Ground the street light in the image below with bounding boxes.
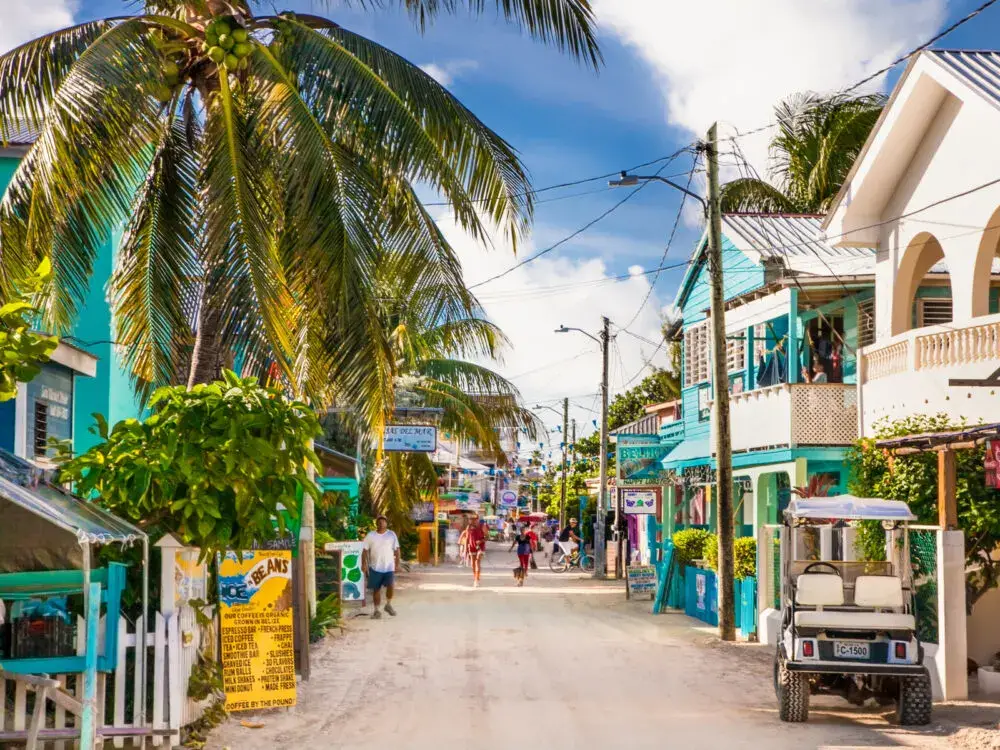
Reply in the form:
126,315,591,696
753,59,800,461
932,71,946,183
556,318,611,579
608,172,707,212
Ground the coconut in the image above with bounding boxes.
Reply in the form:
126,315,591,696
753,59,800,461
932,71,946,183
214,21,232,38
224,53,239,69
153,84,173,103
232,28,249,44
162,61,179,78
208,46,225,63
205,30,218,46
233,42,251,58
218,34,234,51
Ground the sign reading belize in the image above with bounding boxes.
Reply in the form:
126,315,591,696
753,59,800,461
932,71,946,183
384,424,438,452
218,550,296,712
617,442,672,485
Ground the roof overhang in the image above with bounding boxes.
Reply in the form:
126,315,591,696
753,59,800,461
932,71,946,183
49,341,98,377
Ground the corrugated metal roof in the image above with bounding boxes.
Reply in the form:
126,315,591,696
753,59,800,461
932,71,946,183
723,213,875,276
928,50,1000,108
1,123,39,146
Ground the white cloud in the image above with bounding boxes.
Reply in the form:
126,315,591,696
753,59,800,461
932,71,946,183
419,59,479,87
435,214,671,444
0,1,76,53
628,264,644,276
594,0,946,170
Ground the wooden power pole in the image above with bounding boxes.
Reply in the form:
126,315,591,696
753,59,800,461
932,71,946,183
706,123,736,641
559,397,569,526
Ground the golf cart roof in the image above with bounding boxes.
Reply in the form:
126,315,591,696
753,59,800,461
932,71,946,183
785,495,917,522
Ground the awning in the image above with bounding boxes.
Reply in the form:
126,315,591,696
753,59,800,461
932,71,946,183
785,495,916,521
0,449,146,572
431,452,490,471
660,437,711,469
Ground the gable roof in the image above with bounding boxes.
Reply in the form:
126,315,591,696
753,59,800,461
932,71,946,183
823,49,1000,228
673,214,875,311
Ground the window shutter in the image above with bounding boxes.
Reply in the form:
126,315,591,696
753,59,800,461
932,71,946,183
919,298,952,328
858,299,876,348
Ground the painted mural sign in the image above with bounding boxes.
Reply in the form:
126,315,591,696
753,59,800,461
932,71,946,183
384,424,437,452
617,441,672,485
621,487,659,515
324,541,366,602
218,550,296,712
626,564,658,598
499,490,518,509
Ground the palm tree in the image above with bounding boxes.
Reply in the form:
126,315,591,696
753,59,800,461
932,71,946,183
720,92,885,214
366,279,541,526
0,0,601,407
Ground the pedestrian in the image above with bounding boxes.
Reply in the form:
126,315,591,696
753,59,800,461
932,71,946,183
467,517,488,587
504,517,515,543
361,514,400,619
457,524,469,567
524,524,539,569
508,524,533,586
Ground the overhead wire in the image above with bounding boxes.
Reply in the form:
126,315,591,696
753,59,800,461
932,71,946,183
721,0,1000,144
467,145,697,289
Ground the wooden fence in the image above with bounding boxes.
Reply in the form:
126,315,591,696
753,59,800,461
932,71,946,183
0,607,209,748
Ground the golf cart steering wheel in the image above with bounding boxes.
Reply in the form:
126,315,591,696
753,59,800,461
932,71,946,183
802,561,841,576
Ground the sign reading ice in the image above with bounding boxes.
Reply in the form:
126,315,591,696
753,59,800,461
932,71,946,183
621,487,659,514
384,424,437,452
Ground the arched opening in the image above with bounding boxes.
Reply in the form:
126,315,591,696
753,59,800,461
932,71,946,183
891,232,951,335
971,205,1000,319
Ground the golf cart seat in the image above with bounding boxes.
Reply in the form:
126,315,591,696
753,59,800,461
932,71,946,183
794,574,915,631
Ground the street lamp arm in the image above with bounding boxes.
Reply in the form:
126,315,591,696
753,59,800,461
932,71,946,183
609,172,707,212
554,325,601,345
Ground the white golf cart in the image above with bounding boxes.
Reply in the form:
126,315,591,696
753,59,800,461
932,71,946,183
775,495,932,725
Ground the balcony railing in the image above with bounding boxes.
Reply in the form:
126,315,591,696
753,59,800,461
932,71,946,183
711,383,858,454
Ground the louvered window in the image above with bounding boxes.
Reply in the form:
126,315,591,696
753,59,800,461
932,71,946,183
726,335,745,373
858,299,876,348
683,321,710,386
32,402,48,458
918,298,952,328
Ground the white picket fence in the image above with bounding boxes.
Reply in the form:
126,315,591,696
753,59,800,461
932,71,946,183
0,607,209,748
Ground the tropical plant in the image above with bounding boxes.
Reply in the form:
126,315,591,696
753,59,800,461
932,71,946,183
791,474,835,499
703,535,756,580
61,370,321,556
309,592,342,643
847,414,1000,610
0,258,58,401
0,0,601,413
720,92,885,214
672,527,712,565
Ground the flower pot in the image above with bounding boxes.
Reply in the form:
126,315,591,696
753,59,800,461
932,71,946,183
977,665,1000,696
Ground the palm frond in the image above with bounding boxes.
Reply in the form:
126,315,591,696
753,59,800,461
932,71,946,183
719,177,802,214
110,114,200,403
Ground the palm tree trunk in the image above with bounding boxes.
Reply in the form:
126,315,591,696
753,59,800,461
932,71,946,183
187,287,225,388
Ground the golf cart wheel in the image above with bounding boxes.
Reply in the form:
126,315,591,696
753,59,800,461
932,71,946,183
549,554,568,573
579,553,595,573
896,668,932,726
776,653,809,722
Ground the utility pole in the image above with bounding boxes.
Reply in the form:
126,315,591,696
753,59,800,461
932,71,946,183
595,316,611,579
706,123,736,641
571,418,577,525
559,397,569,527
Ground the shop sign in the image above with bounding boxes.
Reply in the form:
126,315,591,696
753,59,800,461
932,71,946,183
499,490,518,508
617,442,672,485
384,424,437,452
621,487,659,515
323,541,366,601
409,502,435,522
218,550,296,712
626,564,658,598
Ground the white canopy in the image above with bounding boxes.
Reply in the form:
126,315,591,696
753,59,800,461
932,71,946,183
785,494,917,521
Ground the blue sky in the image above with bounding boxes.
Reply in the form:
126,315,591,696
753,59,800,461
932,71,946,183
8,0,1000,437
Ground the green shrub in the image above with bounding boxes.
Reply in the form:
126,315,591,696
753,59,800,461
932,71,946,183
309,593,342,643
703,535,757,580
672,528,712,565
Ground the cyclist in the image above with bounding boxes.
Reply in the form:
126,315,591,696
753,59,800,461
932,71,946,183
558,518,583,559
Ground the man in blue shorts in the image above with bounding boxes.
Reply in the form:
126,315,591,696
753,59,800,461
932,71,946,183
362,515,400,619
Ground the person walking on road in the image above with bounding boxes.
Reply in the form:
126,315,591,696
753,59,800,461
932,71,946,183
362,515,400,619
509,524,533,586
467,518,488,587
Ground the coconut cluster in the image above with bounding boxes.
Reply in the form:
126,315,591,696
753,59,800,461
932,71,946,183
204,18,252,71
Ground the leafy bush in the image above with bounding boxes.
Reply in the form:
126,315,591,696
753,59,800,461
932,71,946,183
672,528,712,565
314,529,336,554
0,258,58,401
703,535,757,579
309,593,342,643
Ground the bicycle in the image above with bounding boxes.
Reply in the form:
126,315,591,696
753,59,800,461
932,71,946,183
549,545,595,573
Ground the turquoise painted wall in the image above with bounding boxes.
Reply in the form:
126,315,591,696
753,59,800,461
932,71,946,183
0,157,142,455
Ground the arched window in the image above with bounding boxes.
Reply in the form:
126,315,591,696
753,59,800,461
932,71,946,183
891,232,951,335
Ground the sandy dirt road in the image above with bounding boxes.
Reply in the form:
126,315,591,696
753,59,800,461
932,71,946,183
207,542,1000,750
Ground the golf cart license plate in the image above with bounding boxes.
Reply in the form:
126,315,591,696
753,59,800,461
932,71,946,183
834,642,870,659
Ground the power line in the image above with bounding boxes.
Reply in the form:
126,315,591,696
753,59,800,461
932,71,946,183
621,154,701,330
723,0,1000,144
467,146,696,289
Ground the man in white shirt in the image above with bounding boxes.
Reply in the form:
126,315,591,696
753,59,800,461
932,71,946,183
362,515,401,619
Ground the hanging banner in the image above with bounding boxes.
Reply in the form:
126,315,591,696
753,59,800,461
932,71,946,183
324,541,366,601
621,487,660,515
384,424,437,452
218,550,296,712
987,440,1000,488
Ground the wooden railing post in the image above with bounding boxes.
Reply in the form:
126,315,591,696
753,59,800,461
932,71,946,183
938,448,958,530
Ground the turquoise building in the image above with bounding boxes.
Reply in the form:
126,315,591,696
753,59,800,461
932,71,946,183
0,132,143,459
659,213,878,540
